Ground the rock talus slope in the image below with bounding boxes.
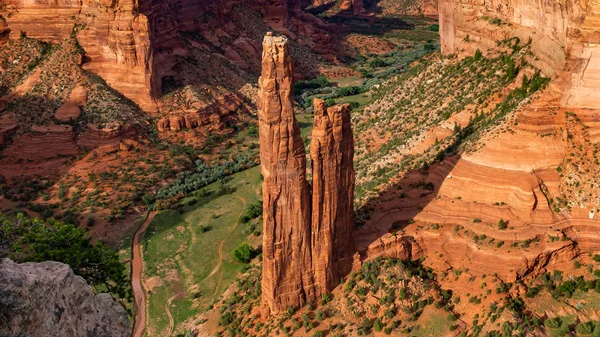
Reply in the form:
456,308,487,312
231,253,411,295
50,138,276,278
258,33,316,316
310,99,355,293
0,258,130,337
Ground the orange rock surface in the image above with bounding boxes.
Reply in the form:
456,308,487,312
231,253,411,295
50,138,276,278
258,34,355,315
3,0,333,112
258,33,316,316
339,0,365,15
310,99,355,293
438,0,600,108
55,85,87,122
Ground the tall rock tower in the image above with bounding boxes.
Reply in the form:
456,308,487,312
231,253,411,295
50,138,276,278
310,99,355,293
258,33,317,316
258,33,356,316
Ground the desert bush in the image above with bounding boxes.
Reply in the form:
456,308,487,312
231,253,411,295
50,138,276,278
232,243,256,263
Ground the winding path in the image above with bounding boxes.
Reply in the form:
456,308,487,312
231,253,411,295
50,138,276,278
164,294,180,336
209,194,247,296
131,175,250,337
132,211,157,337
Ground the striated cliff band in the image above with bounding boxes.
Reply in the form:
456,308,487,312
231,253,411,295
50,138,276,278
439,0,600,108
1,0,332,111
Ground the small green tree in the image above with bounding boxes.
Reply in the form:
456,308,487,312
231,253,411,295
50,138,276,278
498,219,507,230
575,321,594,335
0,213,130,301
232,243,256,263
505,58,517,80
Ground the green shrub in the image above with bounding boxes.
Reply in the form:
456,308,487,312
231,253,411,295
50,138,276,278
498,219,507,230
247,124,259,137
241,201,262,223
294,75,329,93
369,58,387,69
232,243,256,263
576,321,594,335
0,213,130,301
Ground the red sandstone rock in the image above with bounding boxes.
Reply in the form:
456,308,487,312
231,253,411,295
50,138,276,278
438,0,600,108
55,85,87,122
258,34,355,315
310,98,355,294
0,17,9,46
4,0,333,112
77,123,137,150
0,115,18,146
258,33,316,316
340,0,365,15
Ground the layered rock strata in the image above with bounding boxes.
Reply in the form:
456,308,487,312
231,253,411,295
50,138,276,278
0,258,130,337
2,0,332,111
258,34,355,315
439,0,600,108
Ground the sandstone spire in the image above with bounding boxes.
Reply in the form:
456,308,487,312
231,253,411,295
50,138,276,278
311,99,355,294
258,33,356,316
258,33,316,316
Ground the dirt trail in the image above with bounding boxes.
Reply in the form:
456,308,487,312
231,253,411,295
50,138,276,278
164,294,180,336
132,211,157,337
210,194,247,296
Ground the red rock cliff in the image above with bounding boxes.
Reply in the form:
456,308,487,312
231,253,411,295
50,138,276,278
4,0,155,111
258,33,316,316
310,99,355,294
439,0,600,108
2,0,331,111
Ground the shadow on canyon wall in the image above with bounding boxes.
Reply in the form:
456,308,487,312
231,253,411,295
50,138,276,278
351,119,474,265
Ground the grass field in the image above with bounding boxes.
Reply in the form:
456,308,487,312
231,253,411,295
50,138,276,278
142,166,263,336
411,307,453,337
335,92,372,107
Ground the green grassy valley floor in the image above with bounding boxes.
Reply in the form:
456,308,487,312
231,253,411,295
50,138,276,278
142,166,263,335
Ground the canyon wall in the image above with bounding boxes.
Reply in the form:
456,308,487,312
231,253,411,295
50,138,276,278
2,0,331,111
438,0,600,108
258,34,355,315
4,0,155,110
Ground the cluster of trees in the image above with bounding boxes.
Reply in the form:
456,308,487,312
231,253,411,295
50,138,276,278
293,75,330,94
240,201,262,223
157,155,257,200
232,243,257,264
0,213,130,302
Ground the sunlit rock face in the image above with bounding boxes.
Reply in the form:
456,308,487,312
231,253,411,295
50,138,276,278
439,0,600,108
257,34,355,316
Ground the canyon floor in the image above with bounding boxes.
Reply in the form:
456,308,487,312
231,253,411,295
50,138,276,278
2,1,600,337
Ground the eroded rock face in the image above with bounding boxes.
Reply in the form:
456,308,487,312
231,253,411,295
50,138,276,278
0,17,9,46
4,0,155,111
439,0,600,108
3,0,332,111
0,258,130,337
310,99,355,293
339,0,365,15
258,33,316,316
258,34,355,315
